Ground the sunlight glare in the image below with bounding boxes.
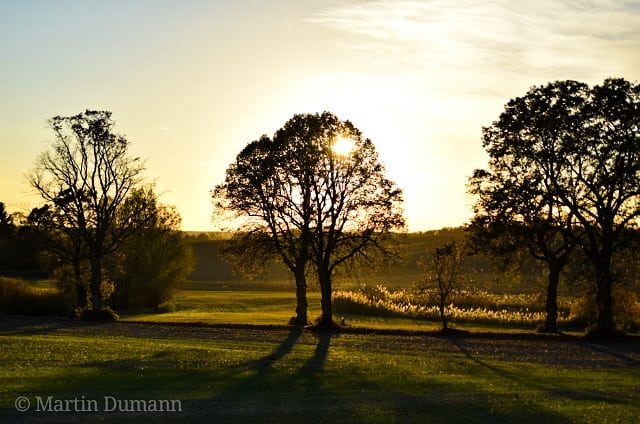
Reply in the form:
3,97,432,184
332,135,355,157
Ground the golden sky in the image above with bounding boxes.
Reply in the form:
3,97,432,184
1,0,639,231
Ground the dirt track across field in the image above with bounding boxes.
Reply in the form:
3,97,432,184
1,316,639,369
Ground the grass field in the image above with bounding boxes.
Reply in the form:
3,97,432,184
1,317,639,423
1,245,639,423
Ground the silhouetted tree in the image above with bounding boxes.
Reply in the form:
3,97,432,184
213,134,314,325
0,202,16,275
214,112,405,328
27,204,88,307
28,110,151,314
0,202,13,234
468,157,578,333
293,113,405,328
417,241,465,330
472,79,640,335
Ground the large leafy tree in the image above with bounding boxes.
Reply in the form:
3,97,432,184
473,79,640,335
214,112,405,327
298,113,405,327
28,110,152,313
213,134,315,325
468,99,580,333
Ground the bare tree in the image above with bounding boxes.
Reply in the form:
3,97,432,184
417,242,465,330
29,110,150,314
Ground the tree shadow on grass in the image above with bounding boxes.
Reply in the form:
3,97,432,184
581,341,640,367
0,316,115,337
451,337,628,405
246,326,303,371
2,327,580,424
297,330,332,377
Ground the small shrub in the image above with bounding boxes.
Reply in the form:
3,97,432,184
567,290,596,327
0,277,69,316
77,306,119,321
613,286,640,332
567,286,640,332
156,300,177,314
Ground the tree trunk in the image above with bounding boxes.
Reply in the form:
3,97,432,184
317,266,334,328
541,263,561,333
73,259,87,309
89,251,102,313
293,269,308,326
438,300,448,330
594,254,615,334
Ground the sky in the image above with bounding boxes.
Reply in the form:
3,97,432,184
1,0,640,232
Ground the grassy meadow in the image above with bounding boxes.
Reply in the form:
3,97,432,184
1,229,640,422
2,318,639,423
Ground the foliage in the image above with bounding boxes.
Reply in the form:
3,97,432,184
569,286,640,332
76,305,119,321
471,78,640,335
107,188,194,313
0,203,50,278
0,276,69,316
218,231,281,280
28,110,152,314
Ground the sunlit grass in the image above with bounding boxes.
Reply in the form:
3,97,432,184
1,329,639,423
124,290,322,326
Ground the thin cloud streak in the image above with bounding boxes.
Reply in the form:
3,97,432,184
310,0,640,93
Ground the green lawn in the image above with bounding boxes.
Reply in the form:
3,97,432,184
2,281,639,423
123,286,574,334
1,322,639,423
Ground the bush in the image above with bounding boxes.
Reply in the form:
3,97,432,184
0,277,69,316
76,306,119,321
107,193,194,313
568,286,640,332
613,286,640,332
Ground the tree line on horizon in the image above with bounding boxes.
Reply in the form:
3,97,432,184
1,77,639,336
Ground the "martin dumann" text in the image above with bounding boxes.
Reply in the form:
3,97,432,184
36,396,182,413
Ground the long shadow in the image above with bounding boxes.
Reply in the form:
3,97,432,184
245,326,303,371
581,341,640,367
297,330,333,377
0,316,108,336
452,337,626,405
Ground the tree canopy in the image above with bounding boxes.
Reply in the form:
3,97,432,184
470,78,640,335
214,111,405,327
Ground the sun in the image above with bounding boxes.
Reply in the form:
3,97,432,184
332,135,355,157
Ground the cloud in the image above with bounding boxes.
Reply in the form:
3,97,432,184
309,0,640,96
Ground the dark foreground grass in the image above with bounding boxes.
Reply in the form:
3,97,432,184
1,319,639,423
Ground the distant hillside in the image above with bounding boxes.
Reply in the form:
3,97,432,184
188,239,288,282
188,228,469,286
